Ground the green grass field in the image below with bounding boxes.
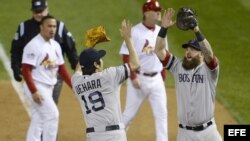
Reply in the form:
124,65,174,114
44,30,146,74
0,0,249,123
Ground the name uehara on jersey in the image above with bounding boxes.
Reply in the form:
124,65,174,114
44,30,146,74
75,79,102,94
178,73,204,83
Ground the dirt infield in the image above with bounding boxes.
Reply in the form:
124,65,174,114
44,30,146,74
0,81,237,141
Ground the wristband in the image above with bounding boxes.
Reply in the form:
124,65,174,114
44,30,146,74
158,27,168,38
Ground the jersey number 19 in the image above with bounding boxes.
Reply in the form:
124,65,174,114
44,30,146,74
81,91,105,114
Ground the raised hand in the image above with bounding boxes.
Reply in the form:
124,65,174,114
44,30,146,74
120,19,132,40
161,8,175,28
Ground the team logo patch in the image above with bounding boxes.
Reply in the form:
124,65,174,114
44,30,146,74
40,53,56,69
142,39,154,54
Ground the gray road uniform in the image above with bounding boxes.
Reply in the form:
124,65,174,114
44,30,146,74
163,42,222,141
71,64,130,141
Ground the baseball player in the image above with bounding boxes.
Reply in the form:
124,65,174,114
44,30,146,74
22,15,72,141
155,8,222,141
119,1,168,141
10,0,78,104
71,20,140,141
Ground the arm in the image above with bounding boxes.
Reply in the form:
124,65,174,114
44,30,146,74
60,22,78,70
120,20,140,71
10,24,24,81
122,54,141,88
193,26,217,68
58,64,72,88
122,55,137,80
22,64,44,104
155,8,175,61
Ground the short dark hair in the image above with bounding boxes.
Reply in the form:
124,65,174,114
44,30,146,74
81,60,101,75
40,15,55,25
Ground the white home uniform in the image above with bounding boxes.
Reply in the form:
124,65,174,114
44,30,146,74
119,23,168,141
72,64,130,141
22,34,64,141
164,51,222,141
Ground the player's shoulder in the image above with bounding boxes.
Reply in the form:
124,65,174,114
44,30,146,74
71,72,82,82
155,24,161,31
103,65,126,75
56,19,64,25
132,22,144,31
24,36,41,53
22,18,38,25
17,18,35,29
50,39,61,49
26,35,41,47
131,23,146,37
22,18,33,23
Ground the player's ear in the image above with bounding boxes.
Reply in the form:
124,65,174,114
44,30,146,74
94,61,100,69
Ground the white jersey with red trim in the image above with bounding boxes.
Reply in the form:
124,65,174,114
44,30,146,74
119,22,168,73
119,22,169,141
22,34,64,85
71,64,130,128
165,53,219,126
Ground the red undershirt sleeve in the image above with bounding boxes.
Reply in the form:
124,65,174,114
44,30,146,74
22,64,37,94
159,52,172,81
58,64,72,88
161,68,167,81
123,54,137,80
206,56,218,70
161,52,171,67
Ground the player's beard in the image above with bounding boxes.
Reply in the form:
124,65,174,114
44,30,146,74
182,55,201,70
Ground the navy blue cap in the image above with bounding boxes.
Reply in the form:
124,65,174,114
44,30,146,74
31,0,48,11
182,39,201,51
79,48,106,68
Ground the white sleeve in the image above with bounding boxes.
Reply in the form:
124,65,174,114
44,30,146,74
104,64,130,85
71,72,82,86
22,43,38,66
165,36,169,51
119,41,129,55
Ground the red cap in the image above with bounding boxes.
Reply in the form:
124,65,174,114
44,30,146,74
142,0,162,13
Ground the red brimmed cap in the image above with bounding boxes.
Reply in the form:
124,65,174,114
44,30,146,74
142,0,162,13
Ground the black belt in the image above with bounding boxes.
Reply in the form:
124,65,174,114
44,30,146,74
179,121,213,131
136,71,158,77
86,125,120,133
143,72,158,77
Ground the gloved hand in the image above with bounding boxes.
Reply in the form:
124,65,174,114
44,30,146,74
84,25,111,48
13,68,22,82
176,7,198,31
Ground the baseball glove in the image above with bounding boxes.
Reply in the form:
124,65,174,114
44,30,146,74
176,7,198,31
84,25,111,48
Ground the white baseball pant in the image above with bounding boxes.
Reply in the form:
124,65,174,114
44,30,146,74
23,81,59,141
